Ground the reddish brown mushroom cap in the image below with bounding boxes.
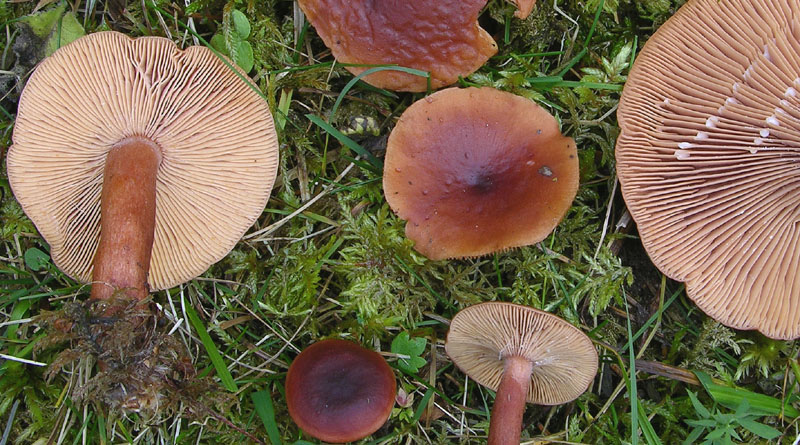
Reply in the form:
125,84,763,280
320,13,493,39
512,0,537,19
285,339,396,443
7,31,279,291
297,0,498,92
383,87,578,260
616,0,800,339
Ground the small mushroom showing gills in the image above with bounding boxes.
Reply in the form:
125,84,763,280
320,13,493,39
446,302,597,445
285,339,396,443
8,31,279,305
296,0,498,92
616,0,800,339
383,87,578,260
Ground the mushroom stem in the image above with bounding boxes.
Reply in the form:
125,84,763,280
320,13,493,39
488,355,534,445
90,136,161,302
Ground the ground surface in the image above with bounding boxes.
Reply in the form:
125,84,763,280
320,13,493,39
1,0,799,443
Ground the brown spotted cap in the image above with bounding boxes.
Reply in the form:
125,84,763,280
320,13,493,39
616,0,800,339
383,87,578,260
445,302,597,405
297,0,498,92
7,31,279,291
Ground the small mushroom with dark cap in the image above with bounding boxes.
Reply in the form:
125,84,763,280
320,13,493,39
446,302,597,444
286,339,397,443
383,87,578,260
296,0,498,92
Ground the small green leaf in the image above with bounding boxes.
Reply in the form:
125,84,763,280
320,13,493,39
209,33,228,55
694,370,800,417
24,247,50,271
738,418,781,439
231,9,250,39
234,41,254,72
391,332,427,374
687,390,710,418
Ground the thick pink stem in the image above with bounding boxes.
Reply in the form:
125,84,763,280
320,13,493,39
90,136,161,302
488,355,533,445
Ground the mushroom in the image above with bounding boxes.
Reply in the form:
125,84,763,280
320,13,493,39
285,339,396,443
383,87,579,260
7,31,278,412
512,0,537,19
296,0,498,92
7,31,279,307
445,302,597,444
616,0,800,339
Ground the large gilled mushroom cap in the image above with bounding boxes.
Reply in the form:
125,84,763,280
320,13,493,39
285,339,396,443
296,0,498,92
384,87,578,260
616,0,800,339
7,31,279,291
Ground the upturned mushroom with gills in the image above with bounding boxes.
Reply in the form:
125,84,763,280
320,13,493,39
7,31,279,412
616,0,800,339
446,302,597,444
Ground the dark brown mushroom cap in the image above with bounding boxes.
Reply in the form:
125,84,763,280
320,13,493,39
383,87,578,260
616,0,800,339
445,302,597,405
297,0,498,92
7,31,279,291
285,339,396,443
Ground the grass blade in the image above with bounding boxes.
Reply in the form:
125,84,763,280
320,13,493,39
306,113,382,172
252,390,281,445
183,296,238,392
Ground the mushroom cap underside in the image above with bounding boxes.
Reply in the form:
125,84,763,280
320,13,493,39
7,31,279,291
445,302,598,405
616,0,800,339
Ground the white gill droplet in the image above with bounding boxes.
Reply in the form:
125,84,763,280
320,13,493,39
763,44,772,62
726,97,740,105
760,128,770,138
750,148,759,154
733,82,740,93
767,115,781,126
695,132,709,140
662,98,671,106
706,116,719,128
744,64,754,80
754,138,763,146
678,142,693,149
786,87,797,98
675,149,691,160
